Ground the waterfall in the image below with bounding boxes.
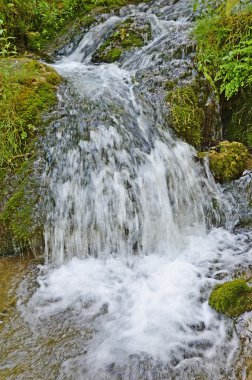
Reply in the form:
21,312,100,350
44,4,233,265
6,0,251,379
44,63,224,265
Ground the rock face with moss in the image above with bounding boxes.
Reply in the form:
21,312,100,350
166,78,221,148
221,86,252,150
92,18,151,63
199,141,248,182
0,58,62,255
209,279,252,318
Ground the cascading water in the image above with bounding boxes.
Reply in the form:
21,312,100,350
1,0,251,379
44,1,233,265
43,64,222,265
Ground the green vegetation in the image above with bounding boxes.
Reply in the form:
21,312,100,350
92,18,151,63
94,45,123,63
0,0,147,54
166,79,220,148
0,58,61,168
209,279,252,318
199,141,248,182
194,5,252,99
194,0,252,151
0,19,17,57
0,58,62,250
221,86,252,148
166,84,204,148
0,2,151,255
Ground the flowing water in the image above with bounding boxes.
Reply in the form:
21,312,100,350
1,0,252,379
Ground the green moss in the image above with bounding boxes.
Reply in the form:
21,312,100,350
0,158,43,251
165,80,178,91
0,58,61,253
92,18,151,63
165,77,222,148
98,47,123,63
221,86,252,149
0,58,62,168
209,279,252,318
200,141,248,182
0,161,39,243
166,84,205,148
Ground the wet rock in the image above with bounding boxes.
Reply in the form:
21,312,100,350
92,18,152,63
234,315,252,379
45,15,97,61
213,270,229,280
225,170,252,229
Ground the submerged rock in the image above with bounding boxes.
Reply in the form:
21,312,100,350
199,141,249,182
209,279,252,318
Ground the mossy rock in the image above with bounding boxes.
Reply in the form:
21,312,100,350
166,78,221,148
0,57,62,168
199,141,248,182
221,86,252,149
0,161,40,242
209,279,252,318
97,46,123,63
92,18,151,63
0,58,62,255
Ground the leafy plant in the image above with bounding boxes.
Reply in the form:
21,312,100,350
0,19,17,57
216,38,252,99
0,0,134,53
194,4,252,99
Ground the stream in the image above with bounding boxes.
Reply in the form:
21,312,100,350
0,0,252,379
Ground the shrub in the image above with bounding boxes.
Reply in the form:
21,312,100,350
194,2,252,99
0,0,140,52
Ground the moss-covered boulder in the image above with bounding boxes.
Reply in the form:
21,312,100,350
200,141,248,182
92,18,151,63
166,79,221,148
0,58,62,255
209,279,252,318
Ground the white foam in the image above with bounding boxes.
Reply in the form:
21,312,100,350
24,228,251,378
